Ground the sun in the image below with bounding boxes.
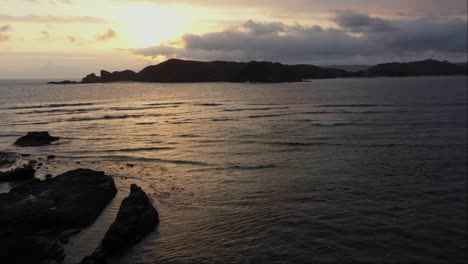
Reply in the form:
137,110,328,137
115,3,193,48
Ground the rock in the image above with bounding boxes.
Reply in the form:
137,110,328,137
0,165,36,182
47,155,56,160
82,73,102,83
80,184,158,263
101,184,159,251
0,151,15,168
101,70,138,82
14,132,59,147
0,169,117,264
47,80,78,84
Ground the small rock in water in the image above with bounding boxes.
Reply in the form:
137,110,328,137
47,155,56,160
21,154,31,157
14,132,59,147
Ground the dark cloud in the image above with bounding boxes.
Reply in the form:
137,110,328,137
334,10,397,33
115,0,467,18
0,14,107,24
96,29,116,41
132,16,467,64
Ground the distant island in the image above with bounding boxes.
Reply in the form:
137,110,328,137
49,59,467,84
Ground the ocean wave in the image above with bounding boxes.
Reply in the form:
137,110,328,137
144,102,184,106
311,122,357,126
248,114,288,118
102,155,207,165
4,102,97,110
17,107,103,115
318,104,388,107
195,103,224,106
212,118,237,122
223,107,290,112
135,122,158,125
178,134,200,138
110,105,179,111
67,114,145,122
105,147,175,152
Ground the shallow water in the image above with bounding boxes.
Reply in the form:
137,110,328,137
0,76,466,263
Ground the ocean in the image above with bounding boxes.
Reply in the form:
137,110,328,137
0,76,466,263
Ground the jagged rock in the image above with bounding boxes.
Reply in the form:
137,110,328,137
0,169,117,264
101,70,138,82
82,73,102,83
101,184,159,251
0,165,35,182
80,184,158,263
14,132,59,147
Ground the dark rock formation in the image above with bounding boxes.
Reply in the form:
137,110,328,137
82,73,102,83
47,80,79,84
0,151,15,168
50,58,467,85
0,169,117,264
368,59,467,77
101,70,137,82
101,184,159,251
14,132,59,147
0,165,36,182
81,184,158,263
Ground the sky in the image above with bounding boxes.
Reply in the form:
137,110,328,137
0,0,466,78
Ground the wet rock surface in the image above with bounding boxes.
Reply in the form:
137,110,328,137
0,169,117,264
14,132,59,147
81,184,159,263
0,165,36,182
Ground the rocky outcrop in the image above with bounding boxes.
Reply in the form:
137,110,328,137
100,70,137,82
82,73,102,83
47,80,79,84
0,165,35,182
14,132,59,147
81,184,158,263
0,169,117,264
368,59,467,77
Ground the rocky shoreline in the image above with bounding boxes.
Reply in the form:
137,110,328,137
0,132,160,264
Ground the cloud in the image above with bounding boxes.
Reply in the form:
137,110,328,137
115,0,467,18
131,16,467,64
334,10,397,33
0,14,107,24
0,24,11,41
96,29,116,41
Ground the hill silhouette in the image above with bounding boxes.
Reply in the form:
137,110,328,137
48,59,467,84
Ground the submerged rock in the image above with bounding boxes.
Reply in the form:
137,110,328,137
14,132,59,147
81,184,158,263
0,165,36,182
0,169,117,264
